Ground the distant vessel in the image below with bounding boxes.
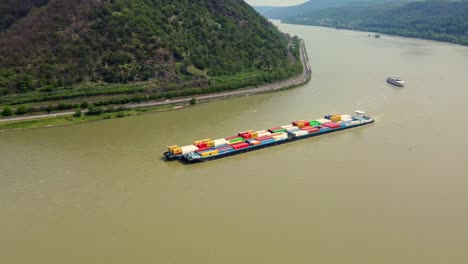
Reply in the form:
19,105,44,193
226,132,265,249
387,77,405,87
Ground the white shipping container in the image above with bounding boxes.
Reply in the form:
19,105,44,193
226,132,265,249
281,124,294,129
292,131,308,137
286,126,300,132
315,118,331,124
350,120,361,125
213,138,228,146
181,145,199,154
341,114,352,121
273,135,288,141
257,132,272,137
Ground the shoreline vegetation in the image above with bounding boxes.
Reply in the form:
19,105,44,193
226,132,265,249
0,39,311,131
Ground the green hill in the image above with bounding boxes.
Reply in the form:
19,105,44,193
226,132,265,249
0,0,299,99
262,0,468,46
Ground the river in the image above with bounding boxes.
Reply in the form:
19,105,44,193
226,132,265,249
1,22,468,264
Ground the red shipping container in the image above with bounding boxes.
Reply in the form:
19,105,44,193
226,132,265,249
196,146,211,152
242,133,252,139
256,136,273,141
231,142,249,150
300,125,313,130
197,142,207,148
305,127,319,133
323,122,340,129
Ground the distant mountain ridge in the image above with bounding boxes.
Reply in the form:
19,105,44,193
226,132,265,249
254,0,468,46
0,0,296,95
254,0,407,18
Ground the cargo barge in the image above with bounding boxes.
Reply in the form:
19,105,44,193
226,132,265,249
164,111,374,163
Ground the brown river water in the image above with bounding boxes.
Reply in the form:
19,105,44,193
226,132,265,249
1,22,468,264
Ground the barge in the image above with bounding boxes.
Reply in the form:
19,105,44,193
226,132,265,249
164,111,374,163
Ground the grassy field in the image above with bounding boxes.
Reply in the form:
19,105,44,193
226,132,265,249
0,104,179,131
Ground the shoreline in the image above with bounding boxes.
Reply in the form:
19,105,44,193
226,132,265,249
0,40,311,131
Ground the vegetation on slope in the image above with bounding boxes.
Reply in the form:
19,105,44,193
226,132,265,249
0,0,300,99
281,0,468,45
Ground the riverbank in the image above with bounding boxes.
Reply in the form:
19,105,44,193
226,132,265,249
0,40,311,131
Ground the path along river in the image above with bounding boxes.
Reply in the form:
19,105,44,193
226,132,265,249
1,22,468,264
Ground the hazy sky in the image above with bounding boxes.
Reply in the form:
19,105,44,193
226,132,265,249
245,0,307,6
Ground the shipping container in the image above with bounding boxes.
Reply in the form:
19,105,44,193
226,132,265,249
225,135,240,140
341,114,352,121
349,120,361,125
281,124,294,129
286,126,300,132
309,121,321,127
200,149,219,158
323,122,341,129
319,126,331,132
196,142,207,148
330,115,341,122
238,130,253,136
292,130,308,137
231,142,249,150
213,138,228,147
260,138,275,144
242,133,252,139
315,118,331,124
193,139,211,145
256,136,273,141
181,145,199,154
305,127,320,133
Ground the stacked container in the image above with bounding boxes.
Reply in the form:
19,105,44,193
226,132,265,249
281,124,294,129
330,115,342,122
197,149,219,158
309,120,321,127
302,127,319,133
252,130,271,139
292,120,310,128
181,145,199,154
322,122,341,129
217,145,234,154
268,127,287,133
231,142,249,150
314,118,331,125
341,114,352,121
271,132,288,141
292,130,308,137
286,126,300,132
246,139,261,146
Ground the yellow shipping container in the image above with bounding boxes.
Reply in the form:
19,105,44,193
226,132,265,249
168,145,179,151
330,115,341,122
201,150,219,158
171,147,183,155
206,141,215,147
193,139,211,145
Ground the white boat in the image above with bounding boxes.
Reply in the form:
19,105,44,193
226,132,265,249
387,77,405,87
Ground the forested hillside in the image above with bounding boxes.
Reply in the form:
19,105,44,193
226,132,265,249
0,0,298,97
279,0,468,46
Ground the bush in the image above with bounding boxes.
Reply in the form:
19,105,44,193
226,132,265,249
1,107,13,116
80,102,89,109
190,97,197,105
14,106,28,115
73,109,82,117
116,112,125,118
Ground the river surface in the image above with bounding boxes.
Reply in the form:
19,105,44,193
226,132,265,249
1,22,468,264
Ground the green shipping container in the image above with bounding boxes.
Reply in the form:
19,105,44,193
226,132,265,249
309,121,321,126
229,138,243,143
273,129,287,133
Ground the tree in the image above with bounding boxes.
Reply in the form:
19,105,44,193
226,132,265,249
73,109,82,117
14,105,27,115
190,97,197,105
80,102,89,109
1,107,13,116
